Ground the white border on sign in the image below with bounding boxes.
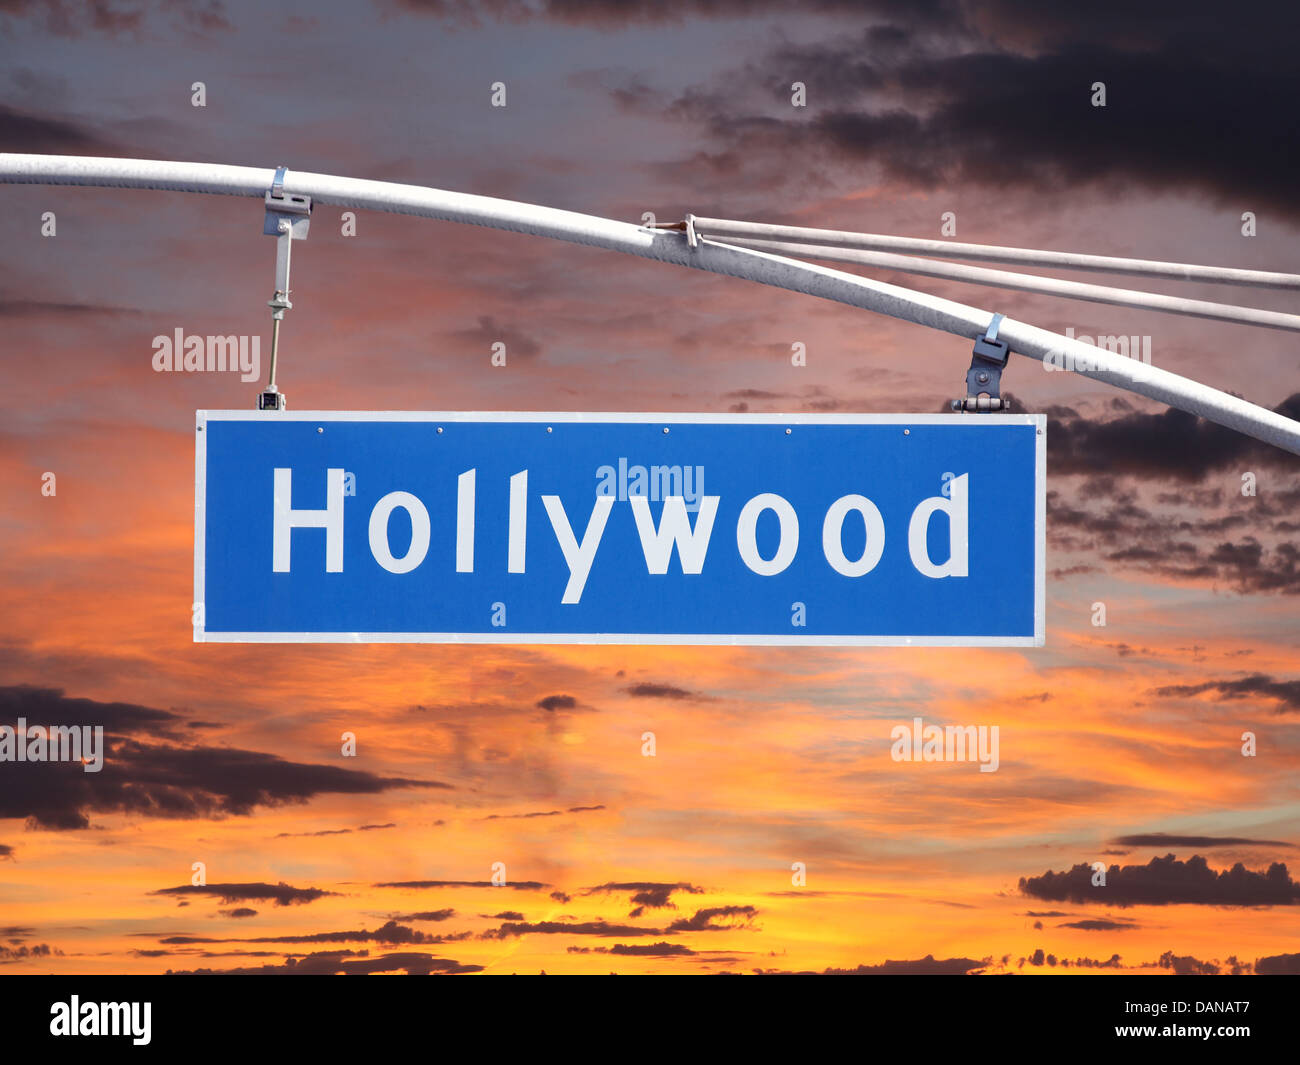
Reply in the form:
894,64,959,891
194,411,1047,648
194,411,208,646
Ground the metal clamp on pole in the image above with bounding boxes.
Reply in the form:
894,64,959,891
648,215,700,249
259,165,311,411
951,312,1010,412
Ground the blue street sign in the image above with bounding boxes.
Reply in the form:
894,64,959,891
195,412,1045,646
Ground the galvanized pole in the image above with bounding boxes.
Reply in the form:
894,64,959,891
3,153,1298,455
683,216,1300,290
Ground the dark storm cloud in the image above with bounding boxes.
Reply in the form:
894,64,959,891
608,942,697,956
166,949,482,975
0,685,183,737
159,921,471,946
1255,952,1300,975
583,880,703,896
151,882,336,906
1114,833,1295,849
1068,954,1125,969
478,0,1300,217
583,880,705,916
1019,949,1127,970
1151,675,1300,713
388,0,940,24
388,909,457,922
482,809,559,821
274,828,352,838
196,951,283,958
219,908,257,919
398,0,1300,58
0,844,12,859
1157,950,1220,975
807,44,1300,215
0,942,54,962
1020,854,1300,907
628,886,683,915
0,0,231,37
1,737,448,831
622,683,704,700
535,694,577,711
0,686,448,830
759,954,987,975
482,805,604,821
1049,397,1300,481
274,822,397,838
566,941,700,956
1042,399,1300,593
0,103,115,154
374,880,549,890
666,905,757,932
483,919,665,938
1059,918,1136,931
1049,524,1300,595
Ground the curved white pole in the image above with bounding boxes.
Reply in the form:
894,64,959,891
2,153,1299,456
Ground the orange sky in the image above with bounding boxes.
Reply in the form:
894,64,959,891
1,0,1299,976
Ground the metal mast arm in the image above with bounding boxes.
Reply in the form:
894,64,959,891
2,153,1298,456
678,216,1300,290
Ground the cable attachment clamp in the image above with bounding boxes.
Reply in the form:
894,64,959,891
645,215,700,249
952,312,1010,413
259,165,312,411
684,213,699,250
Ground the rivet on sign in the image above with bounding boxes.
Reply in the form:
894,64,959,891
437,427,443,434
317,427,323,434
663,427,669,434
547,426,553,433
904,429,910,435
785,428,792,435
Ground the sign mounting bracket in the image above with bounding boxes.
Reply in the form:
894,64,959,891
952,312,1011,413
259,165,311,411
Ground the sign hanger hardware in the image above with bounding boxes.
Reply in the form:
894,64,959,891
258,165,312,411
952,312,1011,413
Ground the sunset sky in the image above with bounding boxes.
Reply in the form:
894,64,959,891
1,0,1298,975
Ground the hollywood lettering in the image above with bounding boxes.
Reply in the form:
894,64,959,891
271,467,973,604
